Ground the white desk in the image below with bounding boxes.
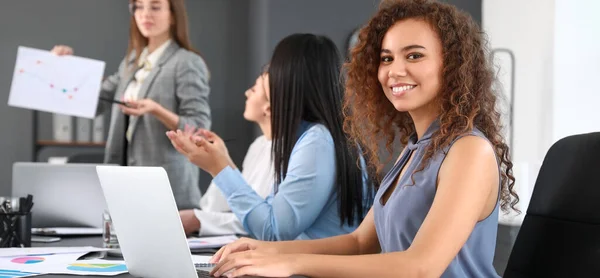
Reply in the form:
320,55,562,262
32,236,306,278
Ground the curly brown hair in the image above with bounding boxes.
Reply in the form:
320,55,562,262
343,0,519,212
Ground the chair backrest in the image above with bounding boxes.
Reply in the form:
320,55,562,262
504,132,600,278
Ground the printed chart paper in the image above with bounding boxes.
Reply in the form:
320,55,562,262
0,252,87,272
0,268,39,278
0,256,126,277
8,46,105,118
44,259,127,276
0,247,108,258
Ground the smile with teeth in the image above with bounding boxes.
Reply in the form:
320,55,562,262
391,85,416,93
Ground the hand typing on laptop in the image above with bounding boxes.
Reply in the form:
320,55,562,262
210,238,294,278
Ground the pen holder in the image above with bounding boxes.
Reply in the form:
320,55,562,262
0,212,32,248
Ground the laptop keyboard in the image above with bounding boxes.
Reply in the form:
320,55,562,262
196,270,213,278
195,263,218,277
195,263,217,268
197,269,227,278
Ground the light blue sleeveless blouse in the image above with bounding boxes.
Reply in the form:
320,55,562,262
374,120,500,277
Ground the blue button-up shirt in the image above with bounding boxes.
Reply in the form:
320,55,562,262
213,121,371,241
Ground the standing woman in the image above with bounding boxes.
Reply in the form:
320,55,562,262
52,0,211,210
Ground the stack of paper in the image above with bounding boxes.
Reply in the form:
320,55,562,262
0,247,126,277
0,247,107,257
187,235,238,250
32,227,103,236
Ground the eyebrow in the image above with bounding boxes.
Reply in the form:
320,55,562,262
381,45,426,54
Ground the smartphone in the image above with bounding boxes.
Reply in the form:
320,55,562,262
31,235,61,243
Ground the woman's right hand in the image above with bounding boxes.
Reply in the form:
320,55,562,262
210,237,279,264
166,127,237,176
51,45,74,56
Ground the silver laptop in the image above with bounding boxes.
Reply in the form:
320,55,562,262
12,162,109,228
97,166,257,278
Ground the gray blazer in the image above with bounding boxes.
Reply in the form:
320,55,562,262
97,42,211,210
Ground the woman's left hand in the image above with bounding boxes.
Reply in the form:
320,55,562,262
120,99,158,116
166,129,233,176
210,250,299,278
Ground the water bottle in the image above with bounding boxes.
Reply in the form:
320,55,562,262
102,210,119,249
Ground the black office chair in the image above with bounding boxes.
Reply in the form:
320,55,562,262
503,132,600,278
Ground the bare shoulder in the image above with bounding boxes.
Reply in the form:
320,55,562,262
438,135,498,192
447,135,496,161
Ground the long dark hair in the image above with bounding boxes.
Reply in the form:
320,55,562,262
126,0,200,68
269,34,369,226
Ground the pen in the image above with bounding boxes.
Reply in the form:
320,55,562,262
99,96,130,107
19,197,26,213
25,195,33,213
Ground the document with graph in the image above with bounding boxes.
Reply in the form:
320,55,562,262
8,46,105,118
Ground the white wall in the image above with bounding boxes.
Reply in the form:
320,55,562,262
553,0,600,141
483,0,554,225
484,0,600,225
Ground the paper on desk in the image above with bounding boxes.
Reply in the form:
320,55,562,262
7,46,105,119
40,258,127,276
32,227,103,236
187,235,238,250
0,252,87,272
0,268,39,278
0,247,108,257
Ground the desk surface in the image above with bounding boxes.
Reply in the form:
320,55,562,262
32,236,305,278
32,236,131,277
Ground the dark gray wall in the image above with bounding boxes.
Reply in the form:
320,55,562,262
443,0,482,24
186,0,253,192
248,0,380,79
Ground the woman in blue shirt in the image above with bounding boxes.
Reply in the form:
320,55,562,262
206,1,520,278
168,34,373,241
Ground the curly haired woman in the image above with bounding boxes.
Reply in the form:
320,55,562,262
207,1,519,277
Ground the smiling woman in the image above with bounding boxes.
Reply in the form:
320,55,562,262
200,1,519,278
50,0,212,210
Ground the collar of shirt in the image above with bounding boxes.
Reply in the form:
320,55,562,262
138,39,172,71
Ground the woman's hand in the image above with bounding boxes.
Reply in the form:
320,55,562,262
51,45,74,56
193,129,230,159
166,128,235,176
210,238,290,277
179,209,201,236
210,251,300,278
210,237,277,263
120,99,159,116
